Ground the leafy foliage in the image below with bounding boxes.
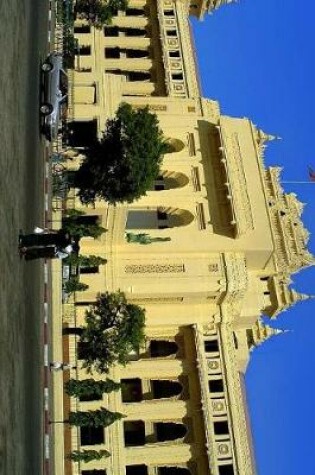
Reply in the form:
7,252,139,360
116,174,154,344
69,449,110,462
68,407,124,427
63,277,89,295
62,209,107,239
75,103,168,204
79,291,146,373
64,254,107,267
65,378,121,399
75,0,128,28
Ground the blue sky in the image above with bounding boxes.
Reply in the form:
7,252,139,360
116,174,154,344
192,1,315,474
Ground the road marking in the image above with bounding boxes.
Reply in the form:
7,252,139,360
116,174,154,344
45,434,50,459
44,344,49,366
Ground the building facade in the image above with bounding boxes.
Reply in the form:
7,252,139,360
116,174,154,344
58,1,314,474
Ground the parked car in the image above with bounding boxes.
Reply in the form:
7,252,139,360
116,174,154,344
40,52,68,141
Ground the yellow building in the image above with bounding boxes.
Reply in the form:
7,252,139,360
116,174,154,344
58,1,314,474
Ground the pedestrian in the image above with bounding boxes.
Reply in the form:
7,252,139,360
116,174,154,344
19,228,72,249
19,228,76,260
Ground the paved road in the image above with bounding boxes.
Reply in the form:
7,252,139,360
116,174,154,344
0,0,50,473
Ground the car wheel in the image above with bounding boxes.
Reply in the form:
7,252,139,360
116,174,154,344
40,103,53,115
41,61,53,72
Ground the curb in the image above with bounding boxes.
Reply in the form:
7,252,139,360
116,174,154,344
43,143,51,475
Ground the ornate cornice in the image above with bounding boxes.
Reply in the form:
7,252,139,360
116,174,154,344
217,124,254,237
264,167,315,273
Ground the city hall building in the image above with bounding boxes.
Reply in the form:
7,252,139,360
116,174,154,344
54,0,314,474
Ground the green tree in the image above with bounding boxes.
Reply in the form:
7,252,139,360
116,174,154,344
64,254,107,267
75,0,128,27
62,209,107,239
79,291,146,373
69,407,124,427
63,277,89,295
65,378,121,399
75,103,169,204
69,449,110,463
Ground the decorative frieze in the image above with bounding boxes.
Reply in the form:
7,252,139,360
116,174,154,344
125,263,185,274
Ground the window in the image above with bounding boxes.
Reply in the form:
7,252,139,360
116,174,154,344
126,8,144,16
233,332,238,349
80,266,99,274
125,49,149,59
169,50,180,58
246,329,255,349
209,379,224,393
154,183,165,191
158,469,191,475
104,26,119,36
124,421,145,446
164,9,174,16
166,29,177,37
172,73,183,81
78,45,91,56
105,47,120,58
154,422,187,442
157,210,168,220
82,471,106,475
151,380,183,399
71,214,99,226
204,340,219,353
126,466,148,475
80,427,104,445
79,385,102,401
149,340,178,357
74,25,91,34
214,420,229,436
218,465,235,475
121,27,146,37
121,379,143,402
128,71,151,81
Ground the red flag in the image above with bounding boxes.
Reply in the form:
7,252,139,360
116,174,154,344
308,167,315,181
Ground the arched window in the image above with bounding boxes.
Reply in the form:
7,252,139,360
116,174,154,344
154,171,189,190
165,138,185,153
154,422,187,442
151,380,182,399
158,468,191,475
149,340,178,357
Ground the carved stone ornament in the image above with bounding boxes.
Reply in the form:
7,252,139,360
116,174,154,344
207,359,220,371
218,443,229,455
212,401,224,412
125,264,185,274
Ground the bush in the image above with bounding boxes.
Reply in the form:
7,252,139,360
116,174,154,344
65,378,121,399
64,277,89,295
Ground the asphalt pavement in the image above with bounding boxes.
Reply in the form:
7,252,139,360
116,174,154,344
0,0,51,473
